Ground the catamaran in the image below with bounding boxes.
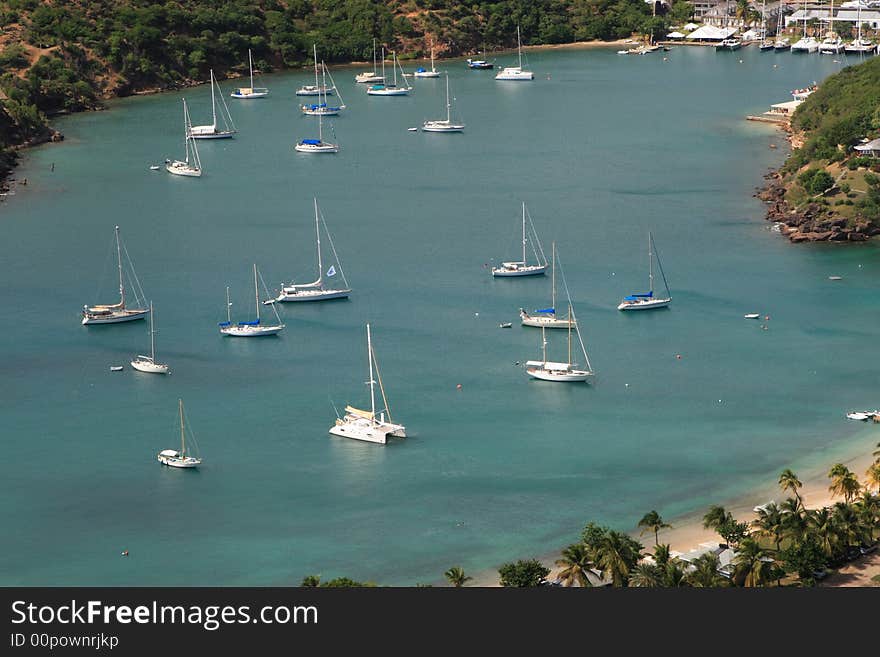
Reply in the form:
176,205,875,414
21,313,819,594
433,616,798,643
367,49,412,95
219,265,285,337
295,108,338,153
617,232,671,311
791,0,819,52
414,39,440,78
495,26,533,81
189,70,236,139
130,301,169,374
355,39,384,83
329,324,405,444
166,98,202,177
230,49,269,98
275,198,351,302
492,202,548,277
818,0,844,54
422,72,464,132
520,242,576,329
82,225,150,325
844,3,876,54
157,399,202,468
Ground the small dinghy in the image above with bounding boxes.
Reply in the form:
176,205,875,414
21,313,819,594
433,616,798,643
499,322,512,328
828,276,843,281
110,365,123,372
744,313,760,319
846,412,871,421
407,127,418,132
149,165,160,171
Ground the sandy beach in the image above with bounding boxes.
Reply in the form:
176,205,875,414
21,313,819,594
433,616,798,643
468,431,879,587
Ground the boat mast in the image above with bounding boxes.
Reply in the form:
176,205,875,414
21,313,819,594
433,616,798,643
115,225,125,308
803,0,807,39
381,47,386,84
829,0,834,38
521,202,527,264
392,51,398,86
445,72,451,122
182,99,189,164
149,300,156,360
313,44,319,90
248,48,254,89
179,399,185,457
210,70,217,127
761,0,766,42
857,3,862,42
648,232,654,294
372,38,377,74
567,303,572,365
431,41,435,72
253,263,260,322
367,323,376,417
314,198,323,287
226,286,231,323
551,241,556,313
541,326,547,364
517,25,523,69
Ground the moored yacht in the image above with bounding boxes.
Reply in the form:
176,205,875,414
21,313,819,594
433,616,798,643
495,26,533,81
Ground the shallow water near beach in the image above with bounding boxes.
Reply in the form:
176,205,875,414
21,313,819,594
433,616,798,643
2,46,879,585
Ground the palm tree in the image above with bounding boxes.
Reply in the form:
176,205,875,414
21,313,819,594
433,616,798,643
732,538,776,587
831,502,861,552
828,463,861,504
702,505,731,532
637,510,672,546
780,497,809,545
594,531,641,587
300,575,321,587
807,507,837,557
629,562,663,588
685,552,728,587
444,566,472,588
866,462,880,495
653,543,672,568
554,543,594,587
779,469,804,509
853,491,879,543
752,502,785,552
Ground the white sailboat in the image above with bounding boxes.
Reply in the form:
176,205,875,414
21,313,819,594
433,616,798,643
413,39,440,78
774,5,791,51
791,0,819,52
157,399,202,468
422,72,464,132
329,324,406,444
617,232,671,311
230,48,269,98
844,4,875,54
520,242,576,329
759,0,774,50
130,301,169,374
165,98,202,177
275,198,351,302
189,70,236,139
295,108,338,153
818,0,844,54
219,264,285,337
82,225,150,325
367,49,412,96
492,202,548,277
355,39,384,83
302,60,345,116
297,44,337,97
495,26,533,81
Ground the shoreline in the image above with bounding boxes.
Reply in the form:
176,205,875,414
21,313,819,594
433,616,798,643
465,427,879,587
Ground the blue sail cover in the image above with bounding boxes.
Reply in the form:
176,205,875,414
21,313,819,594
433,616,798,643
624,291,653,301
535,307,555,314
218,321,231,327
416,67,426,72
301,139,322,145
238,319,260,325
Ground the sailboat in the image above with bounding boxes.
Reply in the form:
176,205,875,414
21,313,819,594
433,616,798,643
791,0,819,52
491,202,548,277
819,0,844,54
302,61,345,116
275,199,351,302
414,39,440,78
759,0,774,50
355,39,384,83
495,26,533,81
773,6,791,51
844,4,875,54
367,49,412,96
329,324,406,444
219,264,285,337
230,49,269,98
422,72,464,132
165,99,202,177
157,399,202,468
189,70,236,139
297,45,337,96
130,301,169,374
82,225,150,325
617,232,671,311
295,108,338,153
520,242,576,329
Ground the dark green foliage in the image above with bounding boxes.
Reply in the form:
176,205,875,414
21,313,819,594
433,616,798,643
778,536,827,586
498,559,550,587
847,156,877,170
856,172,880,220
0,44,29,69
798,169,835,195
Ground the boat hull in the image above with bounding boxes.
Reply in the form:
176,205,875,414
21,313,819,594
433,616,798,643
157,453,201,468
495,69,534,81
422,121,464,132
131,358,169,374
189,131,235,140
230,90,268,99
294,141,339,153
165,161,201,177
526,367,593,382
519,312,577,329
617,297,671,311
82,309,149,325
492,265,547,277
296,87,335,96
413,71,440,78
276,288,350,302
367,87,411,96
302,106,342,116
220,324,284,337
355,74,384,83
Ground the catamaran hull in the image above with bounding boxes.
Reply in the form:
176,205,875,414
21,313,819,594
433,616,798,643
82,310,149,325
526,367,593,382
276,289,350,302
617,298,671,311
492,266,547,277
329,424,389,444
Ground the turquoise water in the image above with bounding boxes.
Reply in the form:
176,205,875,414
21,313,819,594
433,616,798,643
2,46,879,586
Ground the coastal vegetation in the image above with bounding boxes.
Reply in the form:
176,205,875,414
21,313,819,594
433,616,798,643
762,56,880,241
0,0,691,178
